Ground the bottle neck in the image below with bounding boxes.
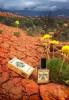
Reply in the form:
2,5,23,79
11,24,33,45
41,58,46,69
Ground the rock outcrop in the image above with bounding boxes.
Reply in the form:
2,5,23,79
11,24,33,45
40,83,69,100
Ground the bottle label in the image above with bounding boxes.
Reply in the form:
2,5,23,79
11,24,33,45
38,69,49,84
8,57,35,78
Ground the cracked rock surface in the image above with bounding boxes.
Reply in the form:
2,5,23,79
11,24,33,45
0,24,69,100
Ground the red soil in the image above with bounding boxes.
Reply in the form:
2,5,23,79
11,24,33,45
0,12,25,18
0,23,69,100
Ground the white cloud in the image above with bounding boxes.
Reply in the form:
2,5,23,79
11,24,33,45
23,1,38,8
24,2,34,7
49,6,57,10
2,0,37,9
50,0,68,2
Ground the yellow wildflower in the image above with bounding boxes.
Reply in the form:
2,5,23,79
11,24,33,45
50,40,59,45
61,45,69,54
15,20,20,25
43,34,52,39
40,34,52,40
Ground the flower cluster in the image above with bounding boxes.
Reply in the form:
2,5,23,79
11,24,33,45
40,34,52,40
50,40,59,45
61,45,69,55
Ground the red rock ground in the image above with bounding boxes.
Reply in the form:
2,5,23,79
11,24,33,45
0,24,69,100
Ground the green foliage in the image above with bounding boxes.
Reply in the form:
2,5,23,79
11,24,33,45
26,26,45,36
58,29,69,41
47,17,55,27
0,16,5,23
47,57,69,85
21,18,34,28
0,15,69,39
55,19,65,28
14,32,20,37
0,16,17,26
26,27,34,36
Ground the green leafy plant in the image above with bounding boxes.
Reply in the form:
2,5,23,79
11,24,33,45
14,32,20,37
47,57,69,85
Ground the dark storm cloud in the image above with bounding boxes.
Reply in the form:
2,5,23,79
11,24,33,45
0,0,69,10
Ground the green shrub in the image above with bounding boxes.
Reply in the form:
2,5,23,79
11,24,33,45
26,26,45,36
14,32,20,37
58,29,69,41
47,57,69,85
26,27,34,36
21,18,34,28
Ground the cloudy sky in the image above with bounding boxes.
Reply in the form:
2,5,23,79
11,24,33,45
0,0,69,11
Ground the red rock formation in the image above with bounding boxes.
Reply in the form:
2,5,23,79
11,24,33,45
40,83,69,100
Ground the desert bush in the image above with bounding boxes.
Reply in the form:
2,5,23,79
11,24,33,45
26,26,45,36
58,29,69,41
47,57,69,85
14,32,20,37
22,18,34,28
0,16,19,27
55,19,65,28
26,27,34,36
